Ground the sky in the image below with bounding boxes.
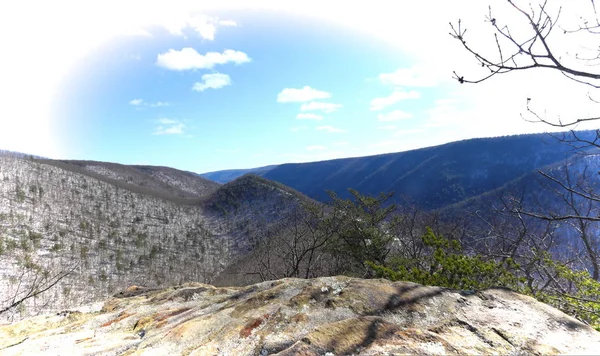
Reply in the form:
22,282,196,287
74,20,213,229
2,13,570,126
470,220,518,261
0,0,598,173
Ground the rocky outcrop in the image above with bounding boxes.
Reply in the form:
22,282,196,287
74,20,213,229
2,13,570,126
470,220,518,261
1,276,599,355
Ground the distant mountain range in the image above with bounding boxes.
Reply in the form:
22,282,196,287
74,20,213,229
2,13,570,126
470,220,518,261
200,165,278,184
202,131,597,210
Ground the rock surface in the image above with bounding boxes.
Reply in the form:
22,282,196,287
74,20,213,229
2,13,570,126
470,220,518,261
1,276,599,355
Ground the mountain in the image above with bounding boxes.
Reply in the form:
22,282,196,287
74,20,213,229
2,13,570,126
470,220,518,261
0,154,310,320
200,165,277,184
1,130,598,322
202,131,595,210
42,159,221,202
2,276,599,355
438,149,600,263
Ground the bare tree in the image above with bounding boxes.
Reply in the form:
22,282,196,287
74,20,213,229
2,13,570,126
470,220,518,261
450,0,600,271
0,261,79,318
252,202,341,281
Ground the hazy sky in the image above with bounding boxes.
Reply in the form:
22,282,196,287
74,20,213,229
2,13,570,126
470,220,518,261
1,0,597,173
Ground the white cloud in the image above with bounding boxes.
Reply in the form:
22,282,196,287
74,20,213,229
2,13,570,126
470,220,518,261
378,65,442,87
370,90,420,111
158,118,178,124
306,145,326,151
156,48,251,70
154,118,185,135
300,101,343,113
130,99,170,107
218,19,237,26
161,13,237,40
296,113,323,120
377,109,413,122
316,125,347,133
149,101,170,107
277,86,331,103
124,27,153,37
192,73,231,91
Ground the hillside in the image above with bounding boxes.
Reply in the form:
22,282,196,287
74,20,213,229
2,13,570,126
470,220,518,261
200,165,277,184
41,159,221,202
2,276,599,355
202,131,594,210
0,155,310,320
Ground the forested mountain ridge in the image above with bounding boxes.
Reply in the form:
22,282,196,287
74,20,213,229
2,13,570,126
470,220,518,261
200,165,277,184
42,159,221,202
0,154,309,321
202,131,595,210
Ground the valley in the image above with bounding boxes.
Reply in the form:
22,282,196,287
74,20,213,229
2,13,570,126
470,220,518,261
1,130,600,335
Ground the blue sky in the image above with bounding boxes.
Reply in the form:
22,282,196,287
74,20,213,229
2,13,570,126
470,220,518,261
1,1,597,174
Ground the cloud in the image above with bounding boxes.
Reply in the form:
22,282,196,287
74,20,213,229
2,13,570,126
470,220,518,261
370,90,420,111
129,99,170,107
300,101,343,113
378,65,441,87
158,118,178,124
218,19,237,27
316,125,347,133
162,13,237,40
192,73,231,91
377,109,413,122
156,48,251,70
277,86,331,103
306,145,326,151
153,118,185,135
124,27,153,38
149,101,170,107
296,113,323,120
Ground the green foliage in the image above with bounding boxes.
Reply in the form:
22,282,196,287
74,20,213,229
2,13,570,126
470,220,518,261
16,186,25,202
367,227,523,291
325,189,397,274
20,236,31,252
80,246,89,260
531,252,600,330
5,238,17,251
135,232,147,248
28,231,43,248
50,243,63,252
149,245,159,259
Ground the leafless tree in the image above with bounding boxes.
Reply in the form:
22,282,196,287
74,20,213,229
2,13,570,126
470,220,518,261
0,261,79,318
450,0,600,278
252,202,342,281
